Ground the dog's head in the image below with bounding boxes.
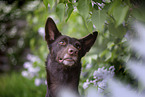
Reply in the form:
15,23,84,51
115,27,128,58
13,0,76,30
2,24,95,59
45,17,98,67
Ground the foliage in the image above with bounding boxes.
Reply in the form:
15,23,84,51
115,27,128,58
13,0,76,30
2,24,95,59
1,0,145,96
86,21,145,97
22,0,145,95
0,0,43,71
0,73,46,97
41,0,145,95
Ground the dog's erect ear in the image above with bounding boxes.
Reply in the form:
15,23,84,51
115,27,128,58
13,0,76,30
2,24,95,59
79,31,98,56
45,17,62,44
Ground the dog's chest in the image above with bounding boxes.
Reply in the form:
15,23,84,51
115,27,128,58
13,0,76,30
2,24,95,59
49,63,79,82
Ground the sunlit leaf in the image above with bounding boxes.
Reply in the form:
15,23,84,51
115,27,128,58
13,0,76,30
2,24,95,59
56,3,65,22
77,0,89,19
109,0,121,14
66,3,74,21
91,10,107,32
48,0,55,9
113,5,129,26
30,38,35,51
109,0,129,26
99,49,109,58
105,52,112,61
87,21,93,32
107,42,115,50
43,0,48,8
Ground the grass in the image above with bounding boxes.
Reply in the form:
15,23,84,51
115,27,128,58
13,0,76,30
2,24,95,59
0,72,46,97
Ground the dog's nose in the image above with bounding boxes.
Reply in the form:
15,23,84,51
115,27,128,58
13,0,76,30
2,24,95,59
68,48,78,55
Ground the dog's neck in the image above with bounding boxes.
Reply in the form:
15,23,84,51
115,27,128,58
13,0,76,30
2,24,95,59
45,54,81,97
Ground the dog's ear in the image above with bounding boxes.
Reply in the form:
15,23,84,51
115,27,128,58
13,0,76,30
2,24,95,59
79,31,98,56
45,17,62,44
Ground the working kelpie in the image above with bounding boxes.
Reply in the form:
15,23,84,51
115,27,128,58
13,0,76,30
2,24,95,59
45,17,98,97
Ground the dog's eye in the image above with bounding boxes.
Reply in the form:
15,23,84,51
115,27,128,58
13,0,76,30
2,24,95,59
75,43,81,50
59,40,66,45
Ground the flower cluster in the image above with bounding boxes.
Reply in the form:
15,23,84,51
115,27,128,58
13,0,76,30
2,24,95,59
83,66,115,93
21,54,40,78
21,54,46,86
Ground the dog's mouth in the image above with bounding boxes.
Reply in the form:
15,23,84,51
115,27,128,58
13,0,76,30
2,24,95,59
59,58,74,62
58,57,76,66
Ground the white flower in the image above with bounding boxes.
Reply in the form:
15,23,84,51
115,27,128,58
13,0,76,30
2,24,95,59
109,66,115,72
84,66,115,93
28,66,40,73
93,67,107,80
45,80,47,85
83,82,90,89
38,27,45,38
86,64,92,69
98,80,107,88
22,61,40,78
83,79,90,89
35,78,42,86
27,54,40,63
98,87,104,93
92,79,98,86
23,62,32,69
22,54,41,79
21,71,28,77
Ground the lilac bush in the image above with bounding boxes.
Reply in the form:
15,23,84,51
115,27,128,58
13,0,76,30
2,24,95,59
83,66,115,93
85,21,145,97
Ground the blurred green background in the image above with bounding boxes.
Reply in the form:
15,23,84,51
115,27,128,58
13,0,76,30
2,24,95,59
0,0,145,97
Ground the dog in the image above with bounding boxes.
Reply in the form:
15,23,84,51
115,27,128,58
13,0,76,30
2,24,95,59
45,17,98,97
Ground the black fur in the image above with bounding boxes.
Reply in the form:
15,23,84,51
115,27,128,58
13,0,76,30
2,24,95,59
45,17,98,97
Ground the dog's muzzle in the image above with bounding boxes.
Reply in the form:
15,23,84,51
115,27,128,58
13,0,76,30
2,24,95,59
58,53,77,66
57,45,78,66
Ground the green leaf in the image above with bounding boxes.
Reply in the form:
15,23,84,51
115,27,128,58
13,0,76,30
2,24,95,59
87,20,93,32
108,0,129,26
107,42,115,50
77,0,89,19
108,0,121,14
105,52,112,61
30,38,35,51
43,0,48,8
48,0,55,9
113,5,129,26
91,10,107,32
132,8,145,22
56,3,65,22
108,23,126,38
99,49,109,58
66,3,74,21
59,0,64,3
